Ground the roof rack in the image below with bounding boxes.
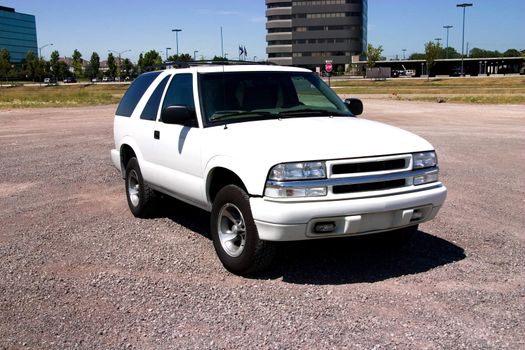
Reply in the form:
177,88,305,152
151,60,276,70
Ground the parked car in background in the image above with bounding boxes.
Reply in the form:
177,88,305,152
63,77,77,84
44,77,57,85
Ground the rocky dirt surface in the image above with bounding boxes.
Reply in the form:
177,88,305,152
0,101,523,349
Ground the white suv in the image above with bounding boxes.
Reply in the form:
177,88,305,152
111,64,447,275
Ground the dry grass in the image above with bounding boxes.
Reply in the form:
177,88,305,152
0,84,128,109
332,76,525,104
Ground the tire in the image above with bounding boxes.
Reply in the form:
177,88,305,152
211,185,276,275
125,157,157,218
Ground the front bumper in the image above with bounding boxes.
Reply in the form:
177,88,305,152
250,185,447,241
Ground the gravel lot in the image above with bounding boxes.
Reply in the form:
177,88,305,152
1,101,524,349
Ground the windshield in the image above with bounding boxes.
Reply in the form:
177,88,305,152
199,71,351,125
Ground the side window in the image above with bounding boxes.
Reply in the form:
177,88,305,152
140,76,170,121
115,71,161,117
162,74,195,112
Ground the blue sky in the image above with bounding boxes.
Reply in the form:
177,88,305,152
3,0,524,62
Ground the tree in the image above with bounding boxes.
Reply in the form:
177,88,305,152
442,47,461,59
366,43,383,68
72,49,83,78
140,50,162,71
24,51,38,81
0,48,11,83
503,48,520,57
121,58,134,78
212,56,228,62
408,52,425,60
49,50,60,78
167,53,192,62
89,52,100,79
107,52,117,78
425,41,441,77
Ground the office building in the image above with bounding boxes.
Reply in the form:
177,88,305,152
266,0,367,69
0,6,38,63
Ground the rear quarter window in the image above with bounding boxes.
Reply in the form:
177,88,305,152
115,72,162,117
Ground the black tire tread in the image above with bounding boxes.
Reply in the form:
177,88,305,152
125,157,157,218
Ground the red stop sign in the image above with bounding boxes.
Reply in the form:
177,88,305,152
325,63,333,73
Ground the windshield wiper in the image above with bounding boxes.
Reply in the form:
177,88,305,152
210,110,275,121
277,108,350,117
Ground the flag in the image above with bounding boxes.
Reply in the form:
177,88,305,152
239,45,243,57
244,46,247,56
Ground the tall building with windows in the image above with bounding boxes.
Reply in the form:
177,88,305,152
0,6,38,63
266,0,367,69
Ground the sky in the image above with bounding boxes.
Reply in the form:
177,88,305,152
3,0,524,62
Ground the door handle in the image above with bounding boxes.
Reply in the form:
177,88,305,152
154,130,160,139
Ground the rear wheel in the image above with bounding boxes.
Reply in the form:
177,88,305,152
125,157,156,218
211,185,276,275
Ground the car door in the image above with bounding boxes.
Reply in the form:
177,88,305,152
146,73,205,207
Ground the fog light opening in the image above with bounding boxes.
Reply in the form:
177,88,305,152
314,221,336,234
411,209,424,222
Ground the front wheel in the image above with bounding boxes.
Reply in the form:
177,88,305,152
125,157,157,218
211,185,276,275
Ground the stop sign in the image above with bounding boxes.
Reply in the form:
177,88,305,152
325,62,333,73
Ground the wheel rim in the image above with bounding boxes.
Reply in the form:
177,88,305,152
217,203,247,258
127,169,140,207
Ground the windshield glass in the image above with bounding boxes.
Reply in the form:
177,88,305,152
199,71,351,125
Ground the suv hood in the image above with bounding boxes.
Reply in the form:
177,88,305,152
206,116,433,163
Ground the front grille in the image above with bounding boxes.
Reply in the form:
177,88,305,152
332,179,406,194
332,159,406,175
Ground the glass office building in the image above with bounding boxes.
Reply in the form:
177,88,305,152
0,6,38,63
266,0,367,69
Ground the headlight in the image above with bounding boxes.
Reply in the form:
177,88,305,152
266,161,327,198
413,152,437,169
269,162,326,181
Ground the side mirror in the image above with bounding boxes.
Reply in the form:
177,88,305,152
344,98,363,116
161,106,195,125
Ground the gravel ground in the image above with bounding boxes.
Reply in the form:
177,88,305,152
0,101,524,349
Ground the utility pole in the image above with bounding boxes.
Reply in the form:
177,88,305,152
194,50,199,61
108,49,131,79
172,29,182,56
166,48,171,61
443,25,453,59
457,3,473,76
220,26,224,58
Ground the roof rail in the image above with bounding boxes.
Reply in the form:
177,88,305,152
149,60,276,71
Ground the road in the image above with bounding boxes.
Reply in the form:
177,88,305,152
0,101,523,349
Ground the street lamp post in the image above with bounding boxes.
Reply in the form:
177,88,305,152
402,49,406,59
443,25,453,59
435,38,442,45
166,48,171,61
172,29,182,56
457,3,473,76
38,43,53,58
108,49,131,79
193,50,199,61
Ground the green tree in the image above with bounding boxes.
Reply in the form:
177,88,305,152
72,49,83,78
89,52,100,79
503,48,520,57
49,50,60,78
212,56,228,62
425,41,441,77
366,43,383,68
442,47,461,59
0,48,12,83
140,50,162,71
121,58,134,78
24,50,39,81
167,53,192,62
408,52,425,60
107,53,117,78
